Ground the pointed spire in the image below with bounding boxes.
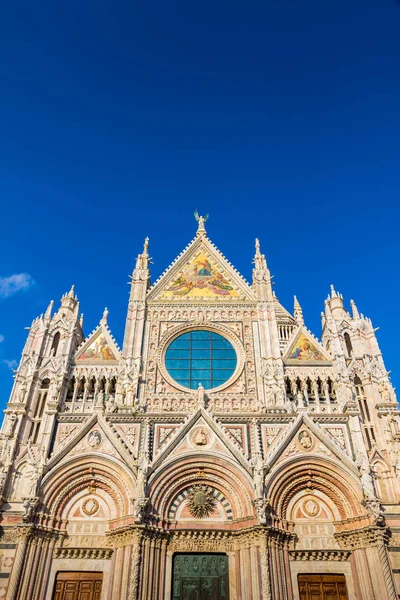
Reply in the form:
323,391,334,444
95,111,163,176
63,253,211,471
44,300,54,320
134,238,150,271
194,210,208,236
253,238,267,270
350,299,360,319
293,295,304,325
79,313,84,327
330,284,337,298
143,237,149,257
68,284,76,299
101,307,109,325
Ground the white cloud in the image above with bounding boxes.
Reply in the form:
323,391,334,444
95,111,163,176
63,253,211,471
3,359,18,370
0,273,35,299
0,334,4,343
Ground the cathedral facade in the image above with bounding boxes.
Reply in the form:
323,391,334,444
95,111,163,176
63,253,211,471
1,216,400,600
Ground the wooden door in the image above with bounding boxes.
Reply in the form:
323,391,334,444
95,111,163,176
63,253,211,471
52,572,103,600
298,574,348,600
172,554,229,600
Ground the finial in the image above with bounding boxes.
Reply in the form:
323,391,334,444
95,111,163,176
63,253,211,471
101,307,109,325
350,299,360,319
253,238,268,270
67,285,76,299
143,237,149,257
330,284,337,298
44,300,54,319
293,295,304,325
194,210,208,235
79,313,84,327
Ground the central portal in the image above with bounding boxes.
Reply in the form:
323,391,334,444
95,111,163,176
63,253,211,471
172,554,229,600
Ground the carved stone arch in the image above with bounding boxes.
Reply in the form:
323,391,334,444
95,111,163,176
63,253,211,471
148,454,255,522
40,454,136,520
266,456,364,522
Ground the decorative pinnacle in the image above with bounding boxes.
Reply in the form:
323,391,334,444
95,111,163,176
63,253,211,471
330,284,337,298
44,300,54,319
101,307,109,325
79,313,84,327
68,285,75,298
293,295,304,325
194,210,208,235
255,238,261,256
143,237,149,257
350,299,360,319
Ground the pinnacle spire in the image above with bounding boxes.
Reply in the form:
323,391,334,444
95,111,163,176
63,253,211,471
44,300,54,319
350,299,360,319
293,295,304,325
253,238,267,270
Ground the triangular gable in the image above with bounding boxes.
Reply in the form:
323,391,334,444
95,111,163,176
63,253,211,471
149,408,251,475
75,326,120,363
283,327,331,365
45,413,134,472
264,413,358,475
148,235,255,301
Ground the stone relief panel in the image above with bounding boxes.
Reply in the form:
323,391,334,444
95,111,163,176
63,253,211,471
288,492,340,550
113,424,140,456
222,424,248,455
153,424,180,456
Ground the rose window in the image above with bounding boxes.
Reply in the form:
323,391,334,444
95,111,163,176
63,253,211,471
165,330,237,390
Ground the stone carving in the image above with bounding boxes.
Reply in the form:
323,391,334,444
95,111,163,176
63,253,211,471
4,414,17,436
302,498,320,517
298,431,314,451
187,485,216,518
192,428,209,446
88,430,102,448
82,497,99,516
57,425,78,447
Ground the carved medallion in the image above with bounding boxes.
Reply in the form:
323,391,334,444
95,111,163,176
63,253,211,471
191,428,209,446
302,498,320,518
297,431,314,451
87,430,102,448
187,485,216,518
82,497,99,516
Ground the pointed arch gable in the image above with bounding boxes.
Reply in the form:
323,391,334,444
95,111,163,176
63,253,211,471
40,453,136,520
148,454,255,521
266,455,365,522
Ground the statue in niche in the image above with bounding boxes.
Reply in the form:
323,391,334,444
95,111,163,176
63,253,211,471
136,452,150,497
357,453,377,501
252,454,264,498
4,414,17,436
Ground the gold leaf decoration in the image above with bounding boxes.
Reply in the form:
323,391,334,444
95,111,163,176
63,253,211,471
187,485,217,519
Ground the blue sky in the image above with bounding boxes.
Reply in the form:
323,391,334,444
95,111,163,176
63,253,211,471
1,0,400,407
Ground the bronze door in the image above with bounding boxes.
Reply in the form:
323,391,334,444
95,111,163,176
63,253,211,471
172,554,229,600
52,572,103,600
298,574,348,600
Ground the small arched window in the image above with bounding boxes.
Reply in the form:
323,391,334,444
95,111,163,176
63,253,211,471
344,332,353,357
51,332,61,356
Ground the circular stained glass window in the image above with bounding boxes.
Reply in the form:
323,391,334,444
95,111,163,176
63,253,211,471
165,330,237,390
